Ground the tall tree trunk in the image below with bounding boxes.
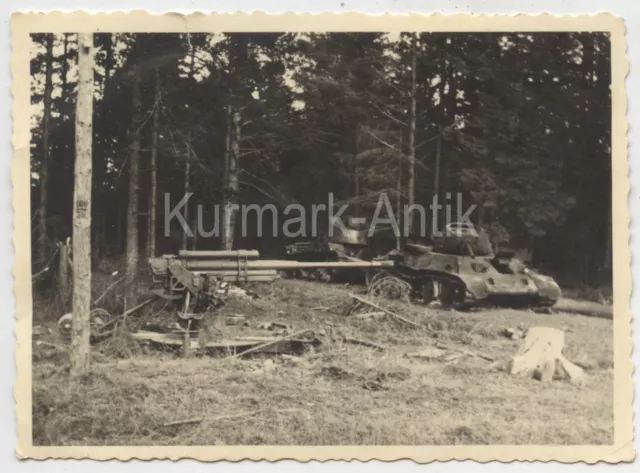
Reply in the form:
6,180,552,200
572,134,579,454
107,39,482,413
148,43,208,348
71,33,94,376
57,239,71,311
354,124,360,218
61,34,69,90
432,125,442,237
396,130,403,251
37,33,54,265
603,200,612,272
433,125,442,196
407,33,417,236
125,50,142,308
221,106,240,250
182,144,190,250
221,108,231,249
116,195,124,253
94,34,114,260
147,68,159,259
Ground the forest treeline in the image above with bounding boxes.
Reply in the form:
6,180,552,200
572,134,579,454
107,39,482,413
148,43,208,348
30,32,612,289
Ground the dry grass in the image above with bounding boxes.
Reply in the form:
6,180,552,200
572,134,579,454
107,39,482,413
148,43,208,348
32,278,614,446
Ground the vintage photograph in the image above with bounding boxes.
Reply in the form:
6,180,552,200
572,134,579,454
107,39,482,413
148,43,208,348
13,12,632,462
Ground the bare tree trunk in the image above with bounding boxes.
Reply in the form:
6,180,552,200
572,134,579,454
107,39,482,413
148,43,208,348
182,143,190,250
116,196,124,253
57,239,71,311
181,39,196,250
125,49,142,308
221,106,240,250
407,33,417,236
61,34,69,89
603,201,612,271
147,68,159,259
433,125,442,197
37,33,54,265
221,108,231,249
354,124,361,218
71,33,94,376
396,130,403,251
432,126,442,238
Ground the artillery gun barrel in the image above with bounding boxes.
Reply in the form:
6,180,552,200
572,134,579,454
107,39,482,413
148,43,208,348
184,259,394,270
194,269,278,277
178,249,260,259
199,274,278,282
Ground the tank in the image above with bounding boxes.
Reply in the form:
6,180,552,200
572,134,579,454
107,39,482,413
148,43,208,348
284,224,372,281
373,222,561,309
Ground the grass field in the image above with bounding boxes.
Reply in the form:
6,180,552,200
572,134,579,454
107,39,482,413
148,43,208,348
32,278,614,446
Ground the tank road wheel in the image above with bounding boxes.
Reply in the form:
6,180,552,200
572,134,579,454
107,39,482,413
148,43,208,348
439,282,465,309
420,279,438,305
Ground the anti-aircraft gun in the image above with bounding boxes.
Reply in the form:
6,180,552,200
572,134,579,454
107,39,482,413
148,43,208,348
149,249,394,324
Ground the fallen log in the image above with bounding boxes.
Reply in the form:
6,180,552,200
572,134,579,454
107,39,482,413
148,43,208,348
227,329,317,359
353,311,386,321
404,346,447,361
553,298,613,320
349,294,420,328
341,336,386,352
435,342,496,362
161,417,203,428
99,298,154,331
131,330,319,356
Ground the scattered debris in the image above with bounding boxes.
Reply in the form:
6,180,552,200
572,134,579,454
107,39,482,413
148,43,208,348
57,298,154,342
224,314,248,326
131,328,321,358
320,366,355,381
350,294,420,328
226,329,319,359
93,273,126,305
227,285,259,299
502,327,525,340
362,379,389,391
161,417,204,428
404,346,447,361
257,321,291,332
435,342,496,362
353,311,385,321
442,352,466,364
341,336,386,352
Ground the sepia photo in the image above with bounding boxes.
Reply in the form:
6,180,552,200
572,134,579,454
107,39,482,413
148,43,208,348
12,12,632,463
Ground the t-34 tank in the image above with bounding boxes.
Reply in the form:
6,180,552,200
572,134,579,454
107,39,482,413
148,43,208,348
376,222,561,309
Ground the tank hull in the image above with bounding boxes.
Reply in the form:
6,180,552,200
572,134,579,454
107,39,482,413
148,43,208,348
377,250,561,309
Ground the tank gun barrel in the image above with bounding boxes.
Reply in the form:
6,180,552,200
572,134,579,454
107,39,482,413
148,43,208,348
177,249,260,259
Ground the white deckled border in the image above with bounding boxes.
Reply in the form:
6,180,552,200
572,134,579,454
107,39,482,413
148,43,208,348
11,11,632,463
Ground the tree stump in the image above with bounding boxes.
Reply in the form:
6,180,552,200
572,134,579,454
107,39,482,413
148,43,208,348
508,327,586,386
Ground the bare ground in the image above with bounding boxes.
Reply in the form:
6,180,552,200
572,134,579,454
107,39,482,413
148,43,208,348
32,278,614,446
